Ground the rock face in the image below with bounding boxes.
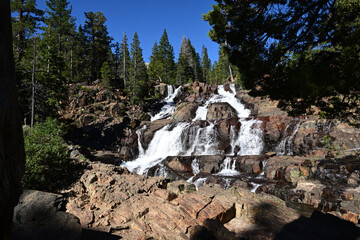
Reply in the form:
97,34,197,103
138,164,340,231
173,103,199,121
0,1,26,238
12,190,83,240
206,103,237,121
65,162,313,239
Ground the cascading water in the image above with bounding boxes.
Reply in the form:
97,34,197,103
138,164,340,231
216,157,240,176
230,119,264,156
194,85,250,120
136,125,147,156
125,84,264,176
276,119,301,155
151,86,182,122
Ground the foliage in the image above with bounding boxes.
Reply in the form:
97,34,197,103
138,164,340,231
176,36,202,85
148,29,177,86
129,32,148,104
201,45,211,84
82,11,113,81
100,61,112,94
119,33,131,89
204,0,360,120
23,117,68,191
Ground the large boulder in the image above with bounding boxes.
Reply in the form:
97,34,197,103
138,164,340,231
12,190,83,240
173,103,199,121
206,103,237,121
0,1,26,237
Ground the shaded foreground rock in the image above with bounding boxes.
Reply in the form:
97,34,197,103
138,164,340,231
12,190,83,240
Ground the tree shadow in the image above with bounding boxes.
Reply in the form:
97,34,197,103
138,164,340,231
190,203,360,240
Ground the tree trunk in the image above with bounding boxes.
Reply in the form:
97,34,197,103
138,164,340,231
123,33,127,89
31,37,37,129
228,64,234,82
0,0,26,238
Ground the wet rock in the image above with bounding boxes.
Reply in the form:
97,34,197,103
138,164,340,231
12,190,83,240
234,155,264,174
206,103,237,121
173,102,199,121
140,119,173,150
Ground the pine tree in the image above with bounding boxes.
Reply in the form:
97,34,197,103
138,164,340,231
129,32,148,103
82,11,112,81
11,0,44,65
176,36,202,84
113,42,121,79
119,33,130,88
158,29,176,84
148,41,163,84
215,46,239,84
43,0,76,80
201,45,211,84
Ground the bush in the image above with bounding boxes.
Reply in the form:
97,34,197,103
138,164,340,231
23,117,68,191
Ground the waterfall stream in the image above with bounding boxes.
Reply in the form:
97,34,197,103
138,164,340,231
151,86,182,122
125,84,264,176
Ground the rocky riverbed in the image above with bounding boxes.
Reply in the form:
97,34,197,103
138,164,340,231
13,82,360,239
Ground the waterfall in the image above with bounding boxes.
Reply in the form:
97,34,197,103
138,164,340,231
136,125,147,156
276,119,301,155
217,157,240,176
125,84,264,175
194,84,250,120
230,119,264,156
125,122,190,174
151,86,182,122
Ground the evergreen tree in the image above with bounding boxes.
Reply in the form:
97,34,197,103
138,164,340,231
158,29,176,84
129,32,148,103
113,42,121,79
11,0,43,65
43,0,76,80
201,45,211,84
215,46,239,84
119,33,131,88
72,25,87,81
176,36,202,84
82,11,112,81
148,41,163,84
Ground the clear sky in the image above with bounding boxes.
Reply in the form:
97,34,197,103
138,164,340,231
35,0,220,63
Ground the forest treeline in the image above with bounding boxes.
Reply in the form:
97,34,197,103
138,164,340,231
11,0,239,123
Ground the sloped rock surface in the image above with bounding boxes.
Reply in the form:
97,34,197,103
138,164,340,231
65,162,315,239
12,190,83,240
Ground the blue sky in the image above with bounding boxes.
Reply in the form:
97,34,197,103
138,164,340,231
35,0,219,63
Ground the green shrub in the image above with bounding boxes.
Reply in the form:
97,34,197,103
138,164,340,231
23,117,68,191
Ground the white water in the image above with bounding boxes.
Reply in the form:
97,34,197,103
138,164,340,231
136,125,147,156
216,157,240,176
230,120,264,156
125,84,264,176
151,86,182,122
276,119,301,155
194,84,250,120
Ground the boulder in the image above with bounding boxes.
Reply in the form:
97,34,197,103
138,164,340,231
206,103,237,121
12,190,83,240
173,103,199,121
